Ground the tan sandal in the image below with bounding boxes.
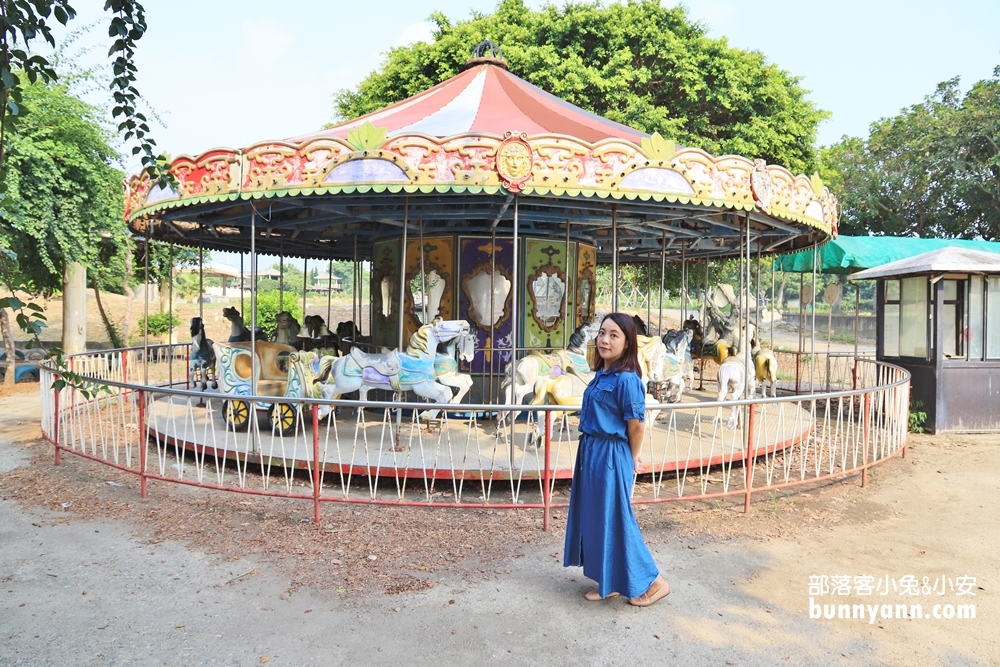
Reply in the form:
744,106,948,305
628,576,670,607
584,589,620,602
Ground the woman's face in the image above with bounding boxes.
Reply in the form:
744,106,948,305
596,318,626,366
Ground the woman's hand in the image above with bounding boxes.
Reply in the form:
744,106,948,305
626,418,644,467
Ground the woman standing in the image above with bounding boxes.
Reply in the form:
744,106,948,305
563,312,670,606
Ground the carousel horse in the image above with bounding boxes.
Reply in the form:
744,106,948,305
301,314,336,350
273,311,301,347
317,319,471,405
752,341,779,398
420,329,478,421
333,320,367,356
222,306,251,342
501,321,600,410
714,348,757,430
188,317,217,390
632,314,649,337
660,328,695,403
528,333,667,440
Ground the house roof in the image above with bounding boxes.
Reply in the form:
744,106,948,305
851,246,1000,280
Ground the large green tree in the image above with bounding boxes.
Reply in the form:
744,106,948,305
820,67,1000,240
334,0,827,174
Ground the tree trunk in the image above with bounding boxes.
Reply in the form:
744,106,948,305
159,277,170,313
775,271,788,312
92,283,122,349
831,275,844,315
62,262,87,355
1,307,15,386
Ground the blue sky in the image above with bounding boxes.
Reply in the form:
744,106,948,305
54,0,1000,167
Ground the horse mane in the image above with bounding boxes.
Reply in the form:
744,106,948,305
407,325,432,356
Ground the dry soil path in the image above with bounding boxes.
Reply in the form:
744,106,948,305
0,386,994,666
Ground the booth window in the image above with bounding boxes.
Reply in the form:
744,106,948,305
969,276,984,360
942,279,964,358
988,276,1000,359
883,278,928,358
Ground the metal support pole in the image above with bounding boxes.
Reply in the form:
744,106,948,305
53,381,60,465
327,259,333,325
279,254,284,312
543,410,552,531
419,217,427,324
658,230,666,334
611,204,618,312
302,257,308,321
398,197,409,349
510,196,520,398
139,389,148,498
743,403,756,513
250,211,258,396
312,405,321,524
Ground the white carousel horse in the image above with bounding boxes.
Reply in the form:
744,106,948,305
222,306,251,342
317,319,471,406
188,317,217,390
273,311,301,346
715,349,757,430
420,329,478,421
752,341,779,398
501,321,599,409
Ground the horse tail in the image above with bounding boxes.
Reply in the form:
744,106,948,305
314,354,337,384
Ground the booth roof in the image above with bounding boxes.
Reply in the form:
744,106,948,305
851,246,1000,280
774,236,1000,274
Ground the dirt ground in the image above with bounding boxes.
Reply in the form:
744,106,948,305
0,383,995,666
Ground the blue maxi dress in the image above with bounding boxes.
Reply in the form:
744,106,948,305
563,368,660,599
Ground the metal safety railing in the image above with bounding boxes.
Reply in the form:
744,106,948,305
39,346,909,531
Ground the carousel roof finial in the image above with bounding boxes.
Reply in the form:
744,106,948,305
466,39,507,70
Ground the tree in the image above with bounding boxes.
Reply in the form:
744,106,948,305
0,0,165,382
820,67,1000,240
333,0,827,174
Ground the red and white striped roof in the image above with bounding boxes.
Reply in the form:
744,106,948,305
288,61,647,144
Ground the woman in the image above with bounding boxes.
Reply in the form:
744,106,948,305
563,312,670,606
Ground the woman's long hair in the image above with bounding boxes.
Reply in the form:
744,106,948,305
591,312,643,377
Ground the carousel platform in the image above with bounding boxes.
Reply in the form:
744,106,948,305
144,389,815,482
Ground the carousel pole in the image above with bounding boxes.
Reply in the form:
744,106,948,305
564,220,571,348
811,241,818,392
352,235,359,333
418,216,427,324
680,240,686,325
278,252,284,312
398,198,408,349
302,257,308,322
658,230,666,335
250,209,258,404
611,204,618,312
646,252,652,334
488,227,497,405
326,259,333,326
143,225,150,388
240,253,245,315
510,195,520,410
700,251,709,391
198,226,204,324
755,242,761,346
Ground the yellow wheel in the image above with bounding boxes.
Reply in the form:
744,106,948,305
225,400,251,431
268,403,296,436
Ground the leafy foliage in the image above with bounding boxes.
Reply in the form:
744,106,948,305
909,399,927,434
137,311,178,337
253,291,302,338
821,66,1000,240
333,0,827,174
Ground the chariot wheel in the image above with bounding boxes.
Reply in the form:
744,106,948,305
267,402,297,436
224,400,251,431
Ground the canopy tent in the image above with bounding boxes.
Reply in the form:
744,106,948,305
851,246,1000,280
774,236,1000,274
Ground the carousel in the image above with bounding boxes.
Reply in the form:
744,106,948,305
105,42,891,499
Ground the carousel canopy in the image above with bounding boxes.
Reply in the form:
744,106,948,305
775,236,1000,275
124,46,836,263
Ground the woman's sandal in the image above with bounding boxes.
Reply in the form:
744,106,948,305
584,589,620,602
628,576,671,607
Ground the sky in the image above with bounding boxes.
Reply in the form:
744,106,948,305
46,0,1000,268
53,0,1000,165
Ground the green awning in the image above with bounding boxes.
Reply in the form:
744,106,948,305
774,236,1000,274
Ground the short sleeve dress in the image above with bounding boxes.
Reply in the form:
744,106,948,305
563,368,660,599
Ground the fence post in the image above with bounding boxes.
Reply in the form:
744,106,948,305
312,404,321,524
543,410,552,532
794,354,801,395
53,378,61,466
861,392,871,488
138,389,148,498
743,402,756,513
